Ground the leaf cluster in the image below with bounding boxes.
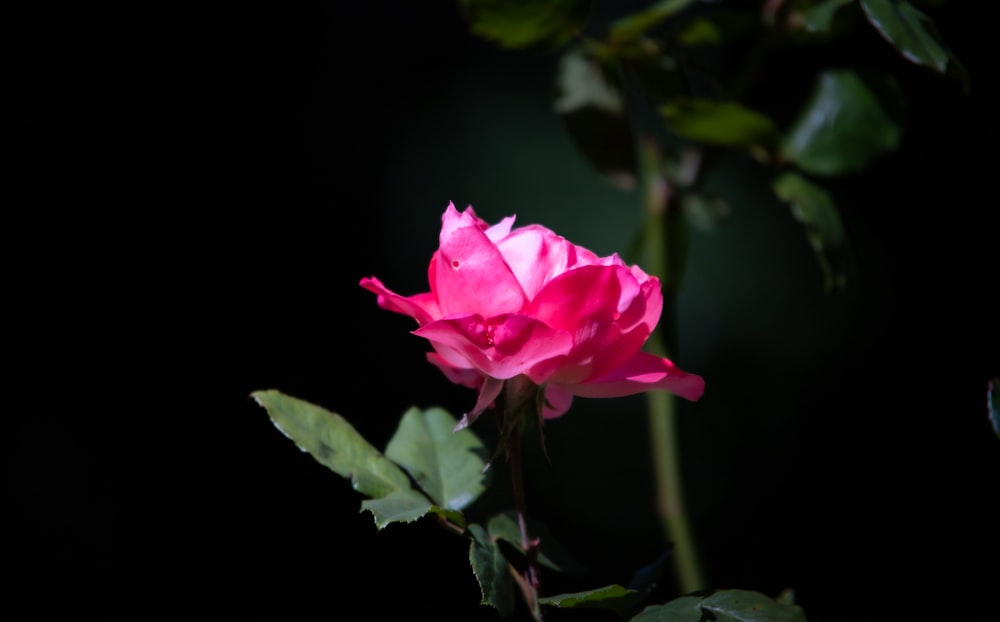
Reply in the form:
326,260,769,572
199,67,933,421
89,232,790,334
252,389,806,620
457,0,968,293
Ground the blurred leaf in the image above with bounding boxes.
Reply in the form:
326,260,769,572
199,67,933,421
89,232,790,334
609,0,698,44
469,523,515,616
681,192,732,232
458,0,591,50
631,589,808,621
675,10,758,46
989,378,1000,440
662,98,778,148
780,69,902,176
360,489,435,529
384,406,490,511
540,584,644,612
630,594,701,621
487,511,589,575
251,390,411,499
860,0,969,88
660,97,777,147
773,171,849,292
799,0,854,33
555,47,637,189
674,17,724,45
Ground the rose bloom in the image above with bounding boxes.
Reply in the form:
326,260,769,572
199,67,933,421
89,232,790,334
360,203,704,422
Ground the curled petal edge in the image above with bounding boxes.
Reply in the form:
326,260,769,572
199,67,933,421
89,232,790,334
567,351,705,402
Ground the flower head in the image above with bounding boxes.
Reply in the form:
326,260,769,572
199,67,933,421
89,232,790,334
360,203,704,423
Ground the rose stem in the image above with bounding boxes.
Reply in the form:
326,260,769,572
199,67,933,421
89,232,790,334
640,135,706,594
505,376,543,620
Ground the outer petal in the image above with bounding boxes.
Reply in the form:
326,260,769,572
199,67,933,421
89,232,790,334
567,351,705,402
526,264,638,331
433,204,528,317
426,352,483,390
455,376,505,430
615,277,662,336
541,383,574,419
524,264,648,382
532,322,650,386
414,314,573,380
359,276,438,326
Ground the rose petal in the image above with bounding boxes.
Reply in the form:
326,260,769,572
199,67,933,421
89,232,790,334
567,351,705,402
455,376,505,430
541,383,574,419
527,264,639,330
359,276,437,326
426,352,483,390
433,204,528,317
494,225,577,299
414,314,573,380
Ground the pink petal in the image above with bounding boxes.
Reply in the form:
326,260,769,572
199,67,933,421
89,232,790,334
494,225,577,299
414,314,573,381
567,351,705,402
359,276,437,326
426,352,483,390
433,204,528,317
541,383,574,419
526,264,641,331
455,376,505,430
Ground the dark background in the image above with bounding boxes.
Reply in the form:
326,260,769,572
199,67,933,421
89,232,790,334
9,2,998,621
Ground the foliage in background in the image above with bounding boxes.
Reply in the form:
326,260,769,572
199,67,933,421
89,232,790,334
460,0,967,292
254,1,975,620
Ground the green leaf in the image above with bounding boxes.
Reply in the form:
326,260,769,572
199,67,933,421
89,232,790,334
540,584,643,611
555,47,637,190
630,595,702,621
780,69,902,176
608,0,698,44
800,0,854,33
631,589,808,622
384,406,490,511
860,0,969,88
250,390,411,499
772,171,849,292
458,0,591,50
469,523,515,617
360,489,434,529
661,98,778,148
487,511,588,575
988,378,1000,440
674,18,725,46
700,589,809,622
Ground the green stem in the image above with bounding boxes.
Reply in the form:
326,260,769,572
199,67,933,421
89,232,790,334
640,137,705,594
503,375,544,621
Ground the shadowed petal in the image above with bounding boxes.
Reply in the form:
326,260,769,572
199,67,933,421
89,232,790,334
415,314,573,381
568,351,705,402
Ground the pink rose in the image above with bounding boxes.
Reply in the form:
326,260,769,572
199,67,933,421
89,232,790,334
360,203,704,422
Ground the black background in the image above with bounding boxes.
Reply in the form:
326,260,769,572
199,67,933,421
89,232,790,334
9,2,998,621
